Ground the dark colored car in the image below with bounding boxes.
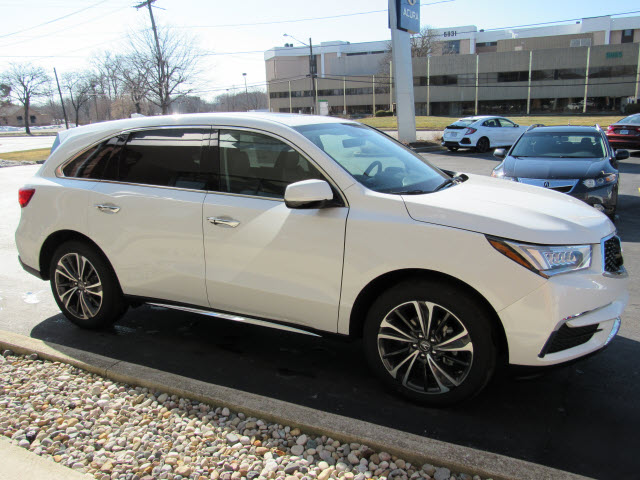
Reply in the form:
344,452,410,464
606,114,640,150
491,126,629,220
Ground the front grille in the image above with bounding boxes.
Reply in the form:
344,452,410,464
543,324,600,355
550,186,573,193
603,236,624,274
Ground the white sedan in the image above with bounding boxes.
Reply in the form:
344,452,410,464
442,116,528,153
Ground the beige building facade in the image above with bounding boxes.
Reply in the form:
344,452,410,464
265,15,640,116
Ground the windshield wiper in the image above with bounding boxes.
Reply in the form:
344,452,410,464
391,189,429,195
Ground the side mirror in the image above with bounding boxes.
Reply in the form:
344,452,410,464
514,124,519,127
284,179,334,209
493,148,507,159
615,149,630,161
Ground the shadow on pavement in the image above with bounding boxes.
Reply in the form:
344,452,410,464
30,306,640,479
616,194,640,243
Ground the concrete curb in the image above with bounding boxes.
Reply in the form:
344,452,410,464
0,330,592,480
0,436,91,480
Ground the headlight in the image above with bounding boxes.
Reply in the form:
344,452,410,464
491,164,517,181
487,236,592,277
583,174,617,188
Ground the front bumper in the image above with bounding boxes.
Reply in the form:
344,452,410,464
498,242,628,366
517,178,617,214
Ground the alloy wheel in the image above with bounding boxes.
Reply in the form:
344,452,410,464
54,252,103,320
376,301,474,394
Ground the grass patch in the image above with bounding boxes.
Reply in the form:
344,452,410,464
0,132,57,137
0,148,50,162
359,115,625,130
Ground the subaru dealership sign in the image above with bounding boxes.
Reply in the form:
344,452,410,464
395,0,420,34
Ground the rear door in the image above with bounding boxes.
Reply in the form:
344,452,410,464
202,128,348,332
88,127,213,307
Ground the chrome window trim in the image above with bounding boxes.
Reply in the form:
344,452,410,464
55,125,213,182
55,124,349,207
601,232,627,278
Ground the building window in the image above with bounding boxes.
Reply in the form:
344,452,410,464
570,38,592,47
17,115,23,121
621,29,634,43
497,71,528,82
442,40,460,55
476,42,497,47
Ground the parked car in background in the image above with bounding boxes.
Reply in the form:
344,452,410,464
16,113,628,405
492,125,629,219
442,116,528,153
606,113,640,150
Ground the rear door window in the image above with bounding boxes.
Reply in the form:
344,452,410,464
108,128,212,190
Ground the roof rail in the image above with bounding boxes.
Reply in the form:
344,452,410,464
595,124,602,131
525,123,545,132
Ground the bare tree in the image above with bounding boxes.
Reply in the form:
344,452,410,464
378,26,441,73
63,72,93,126
127,26,200,114
0,64,50,134
116,53,152,115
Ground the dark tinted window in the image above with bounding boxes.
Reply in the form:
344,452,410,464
111,129,209,189
62,136,120,179
218,130,323,199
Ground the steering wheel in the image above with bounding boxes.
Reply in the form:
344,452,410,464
363,160,382,177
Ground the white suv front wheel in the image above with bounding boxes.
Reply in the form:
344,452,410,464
363,279,497,405
49,241,127,329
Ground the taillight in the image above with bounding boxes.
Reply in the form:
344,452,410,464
18,188,35,208
607,125,614,132
465,127,477,135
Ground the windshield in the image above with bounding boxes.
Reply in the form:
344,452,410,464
510,131,607,159
617,115,640,125
294,123,448,194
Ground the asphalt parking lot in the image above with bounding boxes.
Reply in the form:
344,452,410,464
1,149,639,479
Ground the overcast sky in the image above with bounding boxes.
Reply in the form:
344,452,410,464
1,0,639,101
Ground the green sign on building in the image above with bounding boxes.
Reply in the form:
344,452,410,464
606,51,623,59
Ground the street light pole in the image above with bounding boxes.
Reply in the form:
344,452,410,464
284,34,316,114
242,73,249,111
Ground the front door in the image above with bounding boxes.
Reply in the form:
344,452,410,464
202,129,348,332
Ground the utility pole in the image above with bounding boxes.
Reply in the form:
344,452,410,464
135,0,166,113
242,73,249,111
53,68,69,129
309,37,316,114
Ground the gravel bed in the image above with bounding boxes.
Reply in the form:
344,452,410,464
0,351,486,480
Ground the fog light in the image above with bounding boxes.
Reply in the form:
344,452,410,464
593,204,605,212
605,318,621,345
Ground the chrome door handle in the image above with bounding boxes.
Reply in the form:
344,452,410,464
207,216,240,228
95,204,121,213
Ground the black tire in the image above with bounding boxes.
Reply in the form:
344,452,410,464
447,146,459,152
475,137,491,153
49,240,127,329
363,279,497,406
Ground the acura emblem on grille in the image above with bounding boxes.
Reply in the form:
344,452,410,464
543,181,550,188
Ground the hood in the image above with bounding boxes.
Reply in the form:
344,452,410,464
402,174,613,245
504,156,612,179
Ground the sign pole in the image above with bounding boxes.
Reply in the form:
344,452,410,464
389,0,417,143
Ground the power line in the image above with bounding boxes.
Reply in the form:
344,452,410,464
0,0,110,39
0,5,130,49
168,1,455,29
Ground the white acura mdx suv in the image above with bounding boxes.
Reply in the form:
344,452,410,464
16,113,628,405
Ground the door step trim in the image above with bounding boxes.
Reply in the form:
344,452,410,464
147,302,322,337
